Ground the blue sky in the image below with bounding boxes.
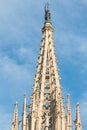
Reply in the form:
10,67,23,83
0,0,87,130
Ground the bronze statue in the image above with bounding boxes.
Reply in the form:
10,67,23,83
44,3,51,23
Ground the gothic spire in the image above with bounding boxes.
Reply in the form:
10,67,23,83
11,5,83,130
30,4,64,130
22,94,27,130
11,102,19,130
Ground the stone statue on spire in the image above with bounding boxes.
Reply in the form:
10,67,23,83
44,3,51,23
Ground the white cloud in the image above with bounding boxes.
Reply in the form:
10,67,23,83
0,54,33,100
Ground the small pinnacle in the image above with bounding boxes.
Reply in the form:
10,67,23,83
76,103,80,107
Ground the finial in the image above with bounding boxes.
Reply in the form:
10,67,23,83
24,93,27,98
76,103,80,113
44,3,51,23
15,101,18,107
76,103,80,107
76,103,80,115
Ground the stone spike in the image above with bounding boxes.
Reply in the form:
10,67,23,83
66,94,72,130
74,103,82,130
22,94,27,130
11,102,19,130
76,104,81,123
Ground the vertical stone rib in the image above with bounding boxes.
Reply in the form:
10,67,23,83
38,29,49,130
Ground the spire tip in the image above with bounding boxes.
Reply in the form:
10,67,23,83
44,3,51,23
